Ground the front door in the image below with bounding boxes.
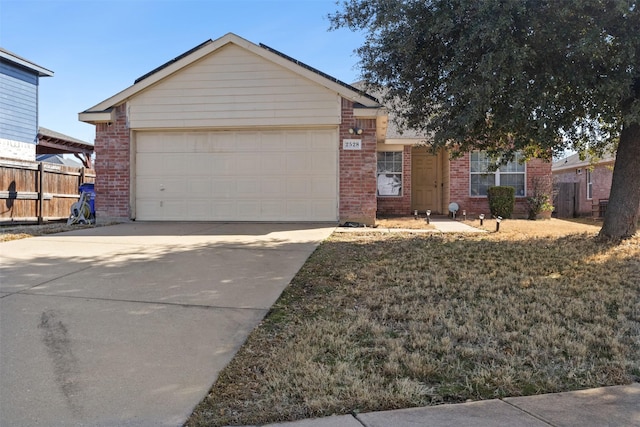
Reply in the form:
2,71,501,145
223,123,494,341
412,149,439,212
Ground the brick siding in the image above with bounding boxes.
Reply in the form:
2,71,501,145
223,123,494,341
554,162,613,216
94,104,130,222
449,153,552,218
339,99,377,225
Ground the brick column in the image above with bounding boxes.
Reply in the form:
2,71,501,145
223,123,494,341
339,98,377,225
94,104,130,222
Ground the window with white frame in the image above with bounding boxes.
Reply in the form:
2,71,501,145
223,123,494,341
377,151,402,196
470,151,526,197
586,170,593,199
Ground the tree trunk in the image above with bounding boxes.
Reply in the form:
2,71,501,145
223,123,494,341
599,122,640,239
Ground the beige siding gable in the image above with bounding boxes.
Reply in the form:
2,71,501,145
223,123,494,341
128,44,341,129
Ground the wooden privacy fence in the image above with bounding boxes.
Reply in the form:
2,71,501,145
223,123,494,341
0,158,95,224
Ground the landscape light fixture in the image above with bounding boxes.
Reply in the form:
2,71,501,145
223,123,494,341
479,213,485,226
496,216,503,232
348,127,363,135
426,210,431,224
462,210,467,221
414,209,418,219
448,202,459,220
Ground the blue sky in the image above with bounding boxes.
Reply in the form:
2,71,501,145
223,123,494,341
0,0,365,144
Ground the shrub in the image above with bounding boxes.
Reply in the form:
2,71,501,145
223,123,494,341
487,186,515,218
526,176,554,220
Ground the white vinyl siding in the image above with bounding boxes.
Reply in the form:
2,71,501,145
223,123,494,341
135,129,338,221
128,44,341,129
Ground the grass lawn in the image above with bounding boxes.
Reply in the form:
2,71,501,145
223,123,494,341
187,218,639,427
0,222,96,242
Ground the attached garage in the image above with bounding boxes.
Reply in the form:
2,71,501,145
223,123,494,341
79,33,386,224
134,129,338,221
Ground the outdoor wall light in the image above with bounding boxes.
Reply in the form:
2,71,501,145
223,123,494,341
495,216,503,232
348,127,363,135
479,213,485,226
426,210,431,224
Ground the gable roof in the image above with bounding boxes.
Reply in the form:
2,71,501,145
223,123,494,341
79,33,381,123
0,47,54,77
552,151,615,172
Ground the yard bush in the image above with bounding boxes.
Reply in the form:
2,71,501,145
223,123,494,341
488,186,515,218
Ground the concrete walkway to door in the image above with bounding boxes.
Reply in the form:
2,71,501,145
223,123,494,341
0,222,335,427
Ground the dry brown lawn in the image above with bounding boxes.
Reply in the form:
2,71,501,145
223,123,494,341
0,222,93,242
187,219,640,426
376,216,436,230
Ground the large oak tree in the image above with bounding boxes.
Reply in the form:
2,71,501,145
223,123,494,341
331,0,639,239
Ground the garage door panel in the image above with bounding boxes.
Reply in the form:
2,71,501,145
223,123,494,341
261,153,285,173
261,178,285,195
186,200,213,219
137,154,167,175
261,133,287,151
236,201,261,218
260,201,284,217
313,200,336,218
209,155,235,175
136,129,337,221
235,157,261,176
136,200,159,219
312,178,336,197
312,154,336,173
165,155,189,175
286,200,311,218
187,178,212,195
311,131,335,150
187,154,213,171
285,132,312,151
163,200,187,219
286,180,310,196
212,179,238,198
211,201,236,218
285,152,311,173
236,179,261,196
235,133,261,152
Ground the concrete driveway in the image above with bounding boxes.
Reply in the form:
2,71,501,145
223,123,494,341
0,222,335,426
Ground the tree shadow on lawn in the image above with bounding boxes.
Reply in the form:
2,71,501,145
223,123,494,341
187,232,640,427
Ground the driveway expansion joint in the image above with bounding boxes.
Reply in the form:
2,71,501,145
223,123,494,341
500,398,556,426
15,292,271,312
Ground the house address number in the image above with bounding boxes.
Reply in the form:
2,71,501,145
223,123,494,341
343,139,362,150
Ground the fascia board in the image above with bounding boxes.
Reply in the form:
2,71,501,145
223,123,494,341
78,109,116,124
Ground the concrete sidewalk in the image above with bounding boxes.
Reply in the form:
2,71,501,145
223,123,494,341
258,383,640,427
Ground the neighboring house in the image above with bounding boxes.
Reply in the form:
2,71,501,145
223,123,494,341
552,152,615,218
36,154,83,168
37,127,94,168
0,49,93,166
0,48,54,161
79,33,551,224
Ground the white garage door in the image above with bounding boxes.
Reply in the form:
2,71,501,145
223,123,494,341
135,129,338,221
